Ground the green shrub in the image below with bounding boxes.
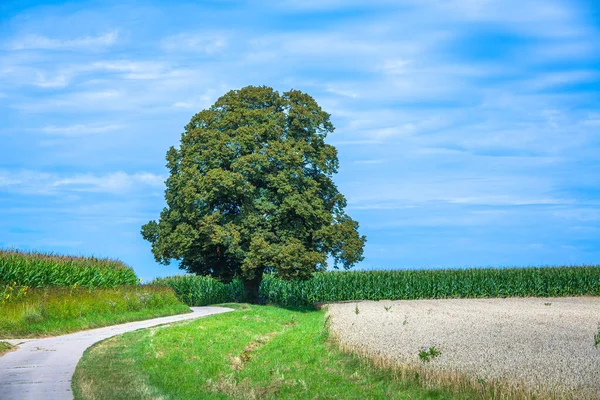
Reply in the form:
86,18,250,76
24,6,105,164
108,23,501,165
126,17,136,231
0,249,138,288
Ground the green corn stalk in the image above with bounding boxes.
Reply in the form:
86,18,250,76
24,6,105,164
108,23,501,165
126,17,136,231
0,249,138,289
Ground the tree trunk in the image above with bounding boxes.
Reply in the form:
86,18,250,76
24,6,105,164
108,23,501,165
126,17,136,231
242,273,263,304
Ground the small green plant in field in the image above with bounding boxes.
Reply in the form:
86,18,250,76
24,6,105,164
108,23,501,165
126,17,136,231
403,315,409,326
384,305,392,311
355,304,360,315
594,323,600,348
419,346,441,362
544,302,552,306
476,377,489,389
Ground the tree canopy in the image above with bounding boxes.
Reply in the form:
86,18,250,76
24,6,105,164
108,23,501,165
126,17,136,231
141,85,366,301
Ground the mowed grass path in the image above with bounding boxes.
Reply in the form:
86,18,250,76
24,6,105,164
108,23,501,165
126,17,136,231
73,305,464,400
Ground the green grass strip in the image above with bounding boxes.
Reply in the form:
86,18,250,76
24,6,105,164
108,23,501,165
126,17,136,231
72,305,466,400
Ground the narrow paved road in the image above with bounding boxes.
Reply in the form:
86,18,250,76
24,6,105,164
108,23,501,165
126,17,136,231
0,306,233,400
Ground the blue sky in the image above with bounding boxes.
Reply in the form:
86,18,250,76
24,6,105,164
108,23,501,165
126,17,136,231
1,0,599,281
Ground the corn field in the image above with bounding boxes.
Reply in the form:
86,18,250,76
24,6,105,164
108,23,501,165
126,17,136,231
261,266,600,306
0,249,138,288
157,265,600,307
152,275,243,306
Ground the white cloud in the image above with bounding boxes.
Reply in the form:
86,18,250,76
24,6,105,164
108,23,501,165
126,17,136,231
552,208,600,222
52,172,165,193
161,33,227,53
353,159,386,164
344,174,568,207
326,86,359,98
524,70,598,91
33,73,69,88
6,31,119,50
372,124,417,139
39,123,124,137
581,115,600,127
276,0,400,11
89,61,168,80
172,101,195,109
0,170,165,195
380,59,412,75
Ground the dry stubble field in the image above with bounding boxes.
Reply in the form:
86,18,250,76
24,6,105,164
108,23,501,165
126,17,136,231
327,297,600,399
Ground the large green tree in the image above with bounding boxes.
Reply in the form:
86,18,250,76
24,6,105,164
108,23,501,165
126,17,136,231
142,86,366,302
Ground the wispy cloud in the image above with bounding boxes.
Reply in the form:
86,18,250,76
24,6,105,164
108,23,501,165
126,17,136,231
89,61,168,80
353,159,386,164
5,31,119,50
52,172,164,192
524,70,599,91
326,86,359,98
39,123,124,137
161,33,227,53
0,170,165,195
344,174,569,208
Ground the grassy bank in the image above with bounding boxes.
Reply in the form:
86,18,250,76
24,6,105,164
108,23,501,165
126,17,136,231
0,249,138,288
72,304,472,400
0,341,14,357
157,265,600,307
0,285,190,338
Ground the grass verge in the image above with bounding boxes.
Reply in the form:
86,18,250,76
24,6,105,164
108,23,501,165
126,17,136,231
0,341,15,357
72,305,472,400
0,285,190,338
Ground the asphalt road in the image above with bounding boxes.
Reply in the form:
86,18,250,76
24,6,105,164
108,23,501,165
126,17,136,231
0,306,233,400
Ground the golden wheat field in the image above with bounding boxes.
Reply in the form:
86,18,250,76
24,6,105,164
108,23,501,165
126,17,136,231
327,297,600,400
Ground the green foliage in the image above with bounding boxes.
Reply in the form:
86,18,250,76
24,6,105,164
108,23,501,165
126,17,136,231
142,86,365,292
260,266,600,307
152,275,243,306
0,249,138,288
594,324,600,349
0,284,188,338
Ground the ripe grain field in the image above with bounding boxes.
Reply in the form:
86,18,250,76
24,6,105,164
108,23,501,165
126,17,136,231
327,297,600,400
